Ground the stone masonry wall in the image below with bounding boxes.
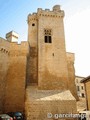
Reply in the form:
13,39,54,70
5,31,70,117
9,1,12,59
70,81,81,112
0,38,9,113
25,86,77,120
26,46,38,84
5,56,26,112
85,81,90,110
66,53,78,100
4,42,28,112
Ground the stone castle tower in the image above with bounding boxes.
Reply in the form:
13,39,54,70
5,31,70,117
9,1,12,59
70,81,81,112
27,5,77,95
25,5,78,120
0,5,78,119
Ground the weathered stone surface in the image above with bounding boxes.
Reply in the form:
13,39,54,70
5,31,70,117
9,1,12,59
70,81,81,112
66,52,79,100
0,37,29,113
5,56,26,112
0,38,9,113
25,86,77,120
4,41,29,112
26,47,38,84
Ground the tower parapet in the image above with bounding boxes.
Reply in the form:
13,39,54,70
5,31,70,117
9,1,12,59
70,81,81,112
37,5,64,18
28,5,64,23
27,12,37,23
9,41,29,56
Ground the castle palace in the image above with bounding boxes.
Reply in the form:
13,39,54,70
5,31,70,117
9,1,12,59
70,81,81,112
0,5,78,120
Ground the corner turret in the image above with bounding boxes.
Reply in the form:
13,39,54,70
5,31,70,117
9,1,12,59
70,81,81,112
6,31,19,42
53,5,61,12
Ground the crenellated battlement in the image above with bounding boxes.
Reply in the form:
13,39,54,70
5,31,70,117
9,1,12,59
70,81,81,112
0,37,10,55
37,5,61,12
0,35,29,56
27,13,37,22
37,5,64,17
37,10,64,17
9,41,29,56
27,5,64,23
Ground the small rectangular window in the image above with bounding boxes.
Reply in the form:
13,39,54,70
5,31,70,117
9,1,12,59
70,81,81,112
81,86,84,90
44,29,52,43
82,93,85,97
44,36,52,43
77,86,80,91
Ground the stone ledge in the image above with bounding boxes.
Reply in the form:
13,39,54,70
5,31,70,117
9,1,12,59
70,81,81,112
26,86,76,101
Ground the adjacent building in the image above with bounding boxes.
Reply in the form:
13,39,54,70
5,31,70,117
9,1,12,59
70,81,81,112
75,76,85,97
81,76,90,110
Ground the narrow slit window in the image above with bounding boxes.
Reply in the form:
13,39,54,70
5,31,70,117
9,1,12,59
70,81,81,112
49,36,51,43
45,36,47,43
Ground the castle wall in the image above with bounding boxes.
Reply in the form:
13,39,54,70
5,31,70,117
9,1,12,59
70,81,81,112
37,10,69,90
4,42,29,112
0,38,9,113
66,52,78,100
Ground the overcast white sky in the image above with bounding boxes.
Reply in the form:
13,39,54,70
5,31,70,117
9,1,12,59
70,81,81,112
63,3,90,77
0,0,90,77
